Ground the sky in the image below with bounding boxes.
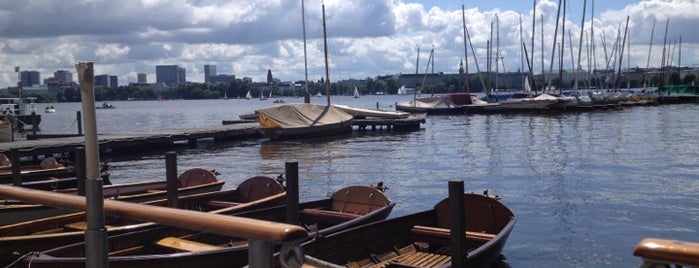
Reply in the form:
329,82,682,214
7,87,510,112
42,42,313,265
1,0,697,88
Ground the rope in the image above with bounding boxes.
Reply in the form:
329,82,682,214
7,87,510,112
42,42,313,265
4,251,36,268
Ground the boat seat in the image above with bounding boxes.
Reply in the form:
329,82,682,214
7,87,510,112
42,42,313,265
410,225,495,244
206,200,242,208
177,168,218,187
64,221,113,231
299,208,360,225
634,238,699,267
40,157,60,169
156,236,223,252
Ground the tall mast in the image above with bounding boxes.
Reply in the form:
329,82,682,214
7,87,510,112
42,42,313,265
414,46,420,104
574,0,587,91
495,14,500,91
614,16,629,91
540,14,544,93
321,3,331,106
558,0,567,95
462,4,470,93
301,0,310,103
531,0,536,81
547,0,563,93
643,19,655,89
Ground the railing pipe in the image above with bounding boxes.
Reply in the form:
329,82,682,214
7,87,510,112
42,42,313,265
0,185,308,244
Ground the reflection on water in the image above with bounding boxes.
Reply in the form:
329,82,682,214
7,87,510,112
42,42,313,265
36,98,699,267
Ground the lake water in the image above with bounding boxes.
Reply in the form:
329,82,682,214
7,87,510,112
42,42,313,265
37,95,699,267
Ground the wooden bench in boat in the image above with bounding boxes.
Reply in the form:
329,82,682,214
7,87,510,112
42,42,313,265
63,221,114,231
410,225,496,244
299,208,361,225
156,236,223,252
206,200,242,208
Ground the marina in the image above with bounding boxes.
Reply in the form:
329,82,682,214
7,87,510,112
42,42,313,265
0,95,697,267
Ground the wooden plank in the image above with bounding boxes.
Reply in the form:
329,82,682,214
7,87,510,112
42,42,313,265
156,236,223,252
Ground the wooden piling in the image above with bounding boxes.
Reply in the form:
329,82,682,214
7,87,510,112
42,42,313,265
449,180,466,268
10,148,21,186
166,151,178,208
285,161,299,225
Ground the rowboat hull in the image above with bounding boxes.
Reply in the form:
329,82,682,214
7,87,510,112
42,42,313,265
24,185,394,267
0,176,285,265
0,168,224,226
298,193,515,268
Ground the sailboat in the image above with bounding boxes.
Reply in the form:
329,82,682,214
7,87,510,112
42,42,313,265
244,91,252,100
259,90,267,101
256,2,353,139
353,86,359,98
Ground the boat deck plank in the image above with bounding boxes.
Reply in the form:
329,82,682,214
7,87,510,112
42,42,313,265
0,123,260,157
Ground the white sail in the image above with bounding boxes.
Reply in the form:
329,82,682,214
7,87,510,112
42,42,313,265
353,87,359,98
245,91,252,100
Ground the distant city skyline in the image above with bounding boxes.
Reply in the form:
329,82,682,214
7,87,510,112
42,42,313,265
1,0,697,88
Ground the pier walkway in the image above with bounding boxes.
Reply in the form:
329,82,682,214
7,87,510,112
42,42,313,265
0,123,260,157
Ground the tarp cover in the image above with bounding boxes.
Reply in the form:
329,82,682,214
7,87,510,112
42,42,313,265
258,103,353,129
397,96,455,109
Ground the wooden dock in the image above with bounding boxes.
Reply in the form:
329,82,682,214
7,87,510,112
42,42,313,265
1,123,260,157
1,116,425,158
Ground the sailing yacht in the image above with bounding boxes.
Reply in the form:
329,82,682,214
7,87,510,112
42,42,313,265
353,87,359,98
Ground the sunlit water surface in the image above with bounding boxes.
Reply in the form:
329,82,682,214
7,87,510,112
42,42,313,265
37,96,699,267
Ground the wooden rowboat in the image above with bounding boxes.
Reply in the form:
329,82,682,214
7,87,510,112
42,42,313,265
0,157,72,183
0,175,285,266
23,185,394,267
293,192,515,268
0,168,225,226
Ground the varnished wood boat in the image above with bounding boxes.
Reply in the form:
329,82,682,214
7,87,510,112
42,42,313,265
0,168,225,226
23,185,394,267
0,175,285,266
0,156,72,183
292,192,515,268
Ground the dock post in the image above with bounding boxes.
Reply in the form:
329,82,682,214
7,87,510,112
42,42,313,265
248,239,275,267
285,161,299,225
31,111,37,135
75,147,86,196
165,151,178,208
76,61,108,268
449,180,466,268
76,111,82,135
10,148,21,186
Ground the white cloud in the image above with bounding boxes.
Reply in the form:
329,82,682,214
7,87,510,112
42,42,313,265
0,0,698,87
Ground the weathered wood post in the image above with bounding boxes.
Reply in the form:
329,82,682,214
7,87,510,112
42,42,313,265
165,151,178,208
75,147,86,196
10,148,21,186
31,111,37,135
76,111,82,135
285,161,299,225
449,180,466,268
76,61,108,267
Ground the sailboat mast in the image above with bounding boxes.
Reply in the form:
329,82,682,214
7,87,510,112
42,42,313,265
547,0,563,93
531,0,536,84
414,46,420,104
301,0,310,103
574,0,587,91
462,4,470,93
614,16,629,91
322,3,331,106
558,0,566,95
495,14,500,91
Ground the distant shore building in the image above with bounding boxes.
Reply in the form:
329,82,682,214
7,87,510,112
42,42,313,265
54,70,73,83
204,65,216,84
95,75,118,88
156,65,186,85
137,73,147,84
20,71,40,87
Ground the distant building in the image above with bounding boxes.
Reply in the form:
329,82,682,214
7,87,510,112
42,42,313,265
54,70,73,83
209,74,235,85
137,73,148,84
95,75,110,87
20,71,40,87
204,65,217,84
267,69,273,84
110,75,118,88
156,65,186,85
95,75,119,88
